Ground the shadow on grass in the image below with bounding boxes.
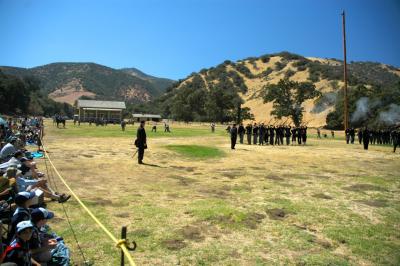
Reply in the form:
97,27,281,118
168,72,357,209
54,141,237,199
141,162,163,168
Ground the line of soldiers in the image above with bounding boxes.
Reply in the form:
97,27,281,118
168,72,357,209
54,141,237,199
352,127,400,152
232,123,309,146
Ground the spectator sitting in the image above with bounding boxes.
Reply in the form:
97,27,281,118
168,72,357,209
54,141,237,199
29,208,57,264
0,139,17,161
0,167,16,200
7,192,35,243
2,220,40,266
7,164,71,204
13,151,43,179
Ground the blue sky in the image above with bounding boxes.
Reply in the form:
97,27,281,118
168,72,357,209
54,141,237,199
0,0,399,80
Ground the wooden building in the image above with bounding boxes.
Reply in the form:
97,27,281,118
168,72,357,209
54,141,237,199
76,100,126,122
132,113,162,122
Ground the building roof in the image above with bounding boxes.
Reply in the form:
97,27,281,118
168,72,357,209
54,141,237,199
132,113,162,118
77,100,126,109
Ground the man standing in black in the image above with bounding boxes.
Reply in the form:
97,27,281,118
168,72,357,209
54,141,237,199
136,120,147,164
230,124,238,149
363,127,370,150
238,123,245,144
245,123,252,145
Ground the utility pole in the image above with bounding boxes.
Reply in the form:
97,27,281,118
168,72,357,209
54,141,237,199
342,10,349,130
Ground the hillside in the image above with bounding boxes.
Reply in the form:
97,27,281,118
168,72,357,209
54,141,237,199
0,63,175,105
159,52,400,127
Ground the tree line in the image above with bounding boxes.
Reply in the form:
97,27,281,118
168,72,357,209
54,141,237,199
0,70,73,117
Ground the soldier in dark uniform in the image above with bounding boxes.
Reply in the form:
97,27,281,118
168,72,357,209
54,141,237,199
350,128,355,144
317,128,321,139
291,126,297,144
363,127,370,150
274,126,280,145
358,129,363,144
331,130,335,138
230,124,238,149
345,128,350,144
258,123,265,145
264,125,270,144
269,126,275,145
253,123,259,145
392,129,399,153
302,126,308,145
121,120,126,131
285,126,291,145
297,127,302,145
245,123,252,145
136,121,147,164
238,123,245,144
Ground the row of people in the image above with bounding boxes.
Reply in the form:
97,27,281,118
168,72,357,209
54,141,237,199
228,123,309,149
0,117,71,265
2,193,68,265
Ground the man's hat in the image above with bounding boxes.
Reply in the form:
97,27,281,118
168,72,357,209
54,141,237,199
16,220,34,233
15,191,36,205
31,207,54,222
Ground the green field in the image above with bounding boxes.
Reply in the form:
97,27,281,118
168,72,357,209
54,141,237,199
38,121,400,265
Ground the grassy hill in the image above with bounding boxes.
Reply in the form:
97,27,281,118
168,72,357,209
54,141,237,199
0,63,175,105
158,51,400,127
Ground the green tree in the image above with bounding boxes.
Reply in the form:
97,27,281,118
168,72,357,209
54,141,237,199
263,79,321,127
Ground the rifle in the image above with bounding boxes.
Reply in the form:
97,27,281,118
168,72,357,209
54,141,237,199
301,119,313,127
282,117,290,126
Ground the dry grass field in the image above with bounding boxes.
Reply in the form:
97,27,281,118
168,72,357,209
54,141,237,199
36,120,399,265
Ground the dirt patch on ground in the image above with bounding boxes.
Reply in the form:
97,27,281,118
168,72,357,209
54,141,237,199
167,175,197,186
308,236,332,249
115,212,130,218
180,226,204,242
162,239,186,250
243,212,266,229
266,208,288,220
198,188,230,198
344,184,387,192
218,169,244,179
89,198,113,206
170,166,196,172
222,172,241,179
265,174,285,181
132,229,151,237
312,193,333,200
355,199,388,207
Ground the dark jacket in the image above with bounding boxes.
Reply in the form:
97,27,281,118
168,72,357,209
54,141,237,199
136,126,147,148
230,127,238,139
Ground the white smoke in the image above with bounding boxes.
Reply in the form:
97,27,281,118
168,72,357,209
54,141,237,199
379,104,400,125
312,92,337,113
350,97,370,123
350,97,381,123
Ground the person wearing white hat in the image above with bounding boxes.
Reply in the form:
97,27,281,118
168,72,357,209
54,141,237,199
2,220,41,266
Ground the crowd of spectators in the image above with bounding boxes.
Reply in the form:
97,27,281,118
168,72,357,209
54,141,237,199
0,117,70,265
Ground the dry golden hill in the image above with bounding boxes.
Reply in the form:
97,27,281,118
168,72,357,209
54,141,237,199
169,52,400,127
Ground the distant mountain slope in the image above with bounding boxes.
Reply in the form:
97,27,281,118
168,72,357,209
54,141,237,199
120,67,175,95
158,51,400,127
0,63,175,105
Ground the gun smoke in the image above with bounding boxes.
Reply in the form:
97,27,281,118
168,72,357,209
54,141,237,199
351,97,399,126
379,104,400,125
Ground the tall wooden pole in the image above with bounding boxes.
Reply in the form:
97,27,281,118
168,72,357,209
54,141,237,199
342,10,349,130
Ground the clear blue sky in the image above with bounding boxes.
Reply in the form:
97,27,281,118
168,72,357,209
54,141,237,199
0,0,399,80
